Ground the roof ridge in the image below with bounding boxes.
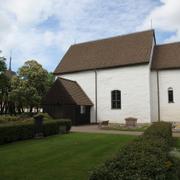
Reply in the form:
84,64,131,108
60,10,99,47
71,29,154,47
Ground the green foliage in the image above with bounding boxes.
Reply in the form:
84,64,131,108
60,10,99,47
42,121,61,136
57,119,72,132
0,115,18,123
9,78,41,110
0,113,52,124
9,60,54,112
0,117,71,145
0,114,35,124
0,54,11,114
89,122,174,180
34,112,52,120
0,123,35,144
17,60,53,97
0,55,7,73
144,121,172,145
0,58,54,115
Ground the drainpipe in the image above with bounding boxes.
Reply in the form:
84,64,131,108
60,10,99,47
157,70,160,122
95,70,98,123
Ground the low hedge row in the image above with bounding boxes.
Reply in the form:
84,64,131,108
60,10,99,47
144,121,172,145
0,113,51,124
90,122,174,180
0,119,71,145
0,115,32,124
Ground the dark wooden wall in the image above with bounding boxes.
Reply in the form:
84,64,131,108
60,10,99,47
75,106,90,125
43,104,90,125
43,80,91,125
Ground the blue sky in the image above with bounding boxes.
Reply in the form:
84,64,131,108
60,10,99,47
0,0,180,72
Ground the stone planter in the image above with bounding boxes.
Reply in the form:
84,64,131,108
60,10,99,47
125,117,137,127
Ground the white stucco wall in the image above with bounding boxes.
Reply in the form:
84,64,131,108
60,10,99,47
158,70,180,122
150,71,159,122
60,65,151,124
97,65,151,123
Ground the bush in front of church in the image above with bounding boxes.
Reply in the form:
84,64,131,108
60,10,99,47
89,122,176,180
0,118,71,145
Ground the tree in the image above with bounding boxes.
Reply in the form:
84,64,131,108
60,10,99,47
0,53,11,114
9,60,54,113
10,77,41,113
0,57,6,73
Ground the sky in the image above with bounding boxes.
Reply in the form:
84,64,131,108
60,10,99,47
0,0,180,72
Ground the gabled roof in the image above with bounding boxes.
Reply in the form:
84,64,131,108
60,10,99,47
152,42,180,70
59,78,93,106
54,30,155,74
44,77,93,106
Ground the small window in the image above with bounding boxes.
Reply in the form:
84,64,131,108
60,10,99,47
80,106,86,114
168,87,174,103
111,90,121,109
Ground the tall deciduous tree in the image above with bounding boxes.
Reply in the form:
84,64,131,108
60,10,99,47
10,60,54,113
0,53,11,114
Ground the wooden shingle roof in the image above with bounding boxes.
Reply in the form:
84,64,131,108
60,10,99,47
152,42,180,70
54,30,154,74
59,78,93,106
43,77,93,106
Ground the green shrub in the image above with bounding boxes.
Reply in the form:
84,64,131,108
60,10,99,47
144,121,172,145
0,115,20,124
33,112,52,121
89,122,174,180
56,119,72,132
0,115,33,124
42,121,60,136
0,123,35,144
0,113,53,125
0,119,71,145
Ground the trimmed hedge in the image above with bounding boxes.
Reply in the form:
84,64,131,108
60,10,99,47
0,123,35,144
0,119,71,145
42,120,71,136
144,121,172,145
89,122,174,180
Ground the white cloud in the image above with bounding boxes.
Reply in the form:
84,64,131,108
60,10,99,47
0,0,158,71
139,0,180,42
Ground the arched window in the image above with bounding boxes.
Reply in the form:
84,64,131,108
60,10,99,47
111,90,121,109
168,87,174,103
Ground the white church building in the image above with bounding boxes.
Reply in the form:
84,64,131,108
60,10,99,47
44,29,180,125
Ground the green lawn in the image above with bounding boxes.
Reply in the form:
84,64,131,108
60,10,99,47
0,132,135,180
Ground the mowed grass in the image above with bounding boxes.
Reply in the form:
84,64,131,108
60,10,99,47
0,132,135,180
